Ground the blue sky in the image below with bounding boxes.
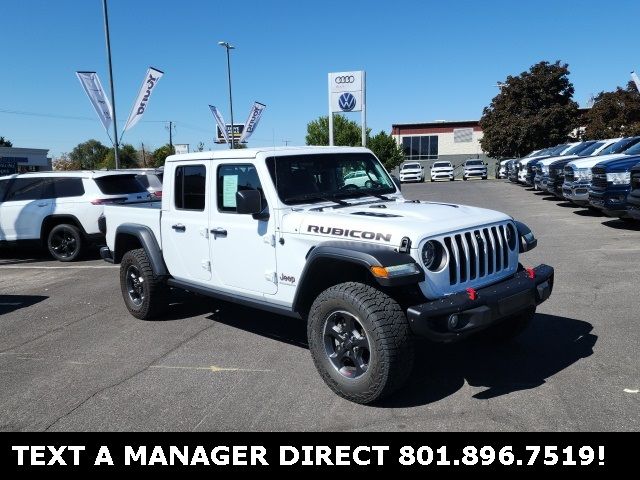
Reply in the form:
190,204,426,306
1,0,639,157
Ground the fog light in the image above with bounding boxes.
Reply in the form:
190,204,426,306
448,314,459,330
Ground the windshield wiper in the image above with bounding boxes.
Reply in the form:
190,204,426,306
284,193,349,206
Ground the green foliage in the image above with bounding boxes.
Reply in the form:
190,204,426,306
101,144,139,169
306,114,370,146
69,139,110,170
0,136,12,147
152,144,175,167
368,130,405,171
480,61,579,158
583,81,640,139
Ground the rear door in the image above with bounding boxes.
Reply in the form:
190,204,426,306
160,163,212,282
0,178,51,240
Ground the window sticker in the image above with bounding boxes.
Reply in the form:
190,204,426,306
222,174,238,207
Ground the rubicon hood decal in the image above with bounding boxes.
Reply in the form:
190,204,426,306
307,225,392,242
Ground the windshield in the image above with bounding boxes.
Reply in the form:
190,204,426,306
620,140,640,156
575,141,604,157
266,153,396,205
402,163,421,170
466,160,483,166
564,141,595,156
548,144,569,156
432,162,450,168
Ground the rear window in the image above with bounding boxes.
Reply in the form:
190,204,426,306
94,175,147,195
135,174,162,190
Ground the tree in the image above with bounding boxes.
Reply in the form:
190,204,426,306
101,144,139,169
368,130,404,171
52,153,79,171
0,136,12,147
152,144,175,167
583,81,640,139
69,139,109,170
306,114,370,146
479,61,579,158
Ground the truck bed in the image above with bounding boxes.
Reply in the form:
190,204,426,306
103,201,162,251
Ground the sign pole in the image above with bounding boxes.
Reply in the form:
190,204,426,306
102,0,120,169
361,71,366,147
328,73,334,146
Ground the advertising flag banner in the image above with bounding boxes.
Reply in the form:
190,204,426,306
631,71,640,93
76,71,113,132
238,102,266,143
123,67,164,132
209,105,230,143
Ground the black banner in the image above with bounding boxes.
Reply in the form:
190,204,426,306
0,432,635,473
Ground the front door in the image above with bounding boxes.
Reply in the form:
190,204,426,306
160,163,212,283
209,163,277,295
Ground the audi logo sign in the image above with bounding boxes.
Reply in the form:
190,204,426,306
334,75,355,84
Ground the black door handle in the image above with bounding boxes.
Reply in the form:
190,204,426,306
171,224,186,232
210,228,227,238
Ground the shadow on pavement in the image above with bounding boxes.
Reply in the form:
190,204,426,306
573,208,604,217
159,294,596,407
601,219,640,231
0,245,102,264
0,294,48,315
381,313,596,408
556,201,579,208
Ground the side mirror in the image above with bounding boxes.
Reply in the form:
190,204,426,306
391,175,402,191
236,189,263,216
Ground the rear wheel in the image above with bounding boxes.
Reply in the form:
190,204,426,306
120,248,168,319
307,282,414,404
47,224,83,262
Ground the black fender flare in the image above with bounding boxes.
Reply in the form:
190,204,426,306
114,224,168,276
291,241,424,314
514,220,537,252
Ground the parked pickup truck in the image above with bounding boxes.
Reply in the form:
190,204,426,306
563,137,640,205
588,155,640,217
100,146,554,404
626,162,640,220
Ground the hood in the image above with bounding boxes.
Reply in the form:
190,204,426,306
431,166,453,171
595,155,640,172
538,154,578,166
569,153,630,170
549,157,578,168
281,199,511,247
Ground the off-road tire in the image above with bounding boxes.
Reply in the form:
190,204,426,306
120,248,168,320
47,224,83,262
307,282,414,404
481,306,536,343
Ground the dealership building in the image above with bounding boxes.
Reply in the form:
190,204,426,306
0,147,52,176
391,119,497,173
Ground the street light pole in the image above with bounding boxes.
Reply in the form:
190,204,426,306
218,41,235,150
102,0,119,169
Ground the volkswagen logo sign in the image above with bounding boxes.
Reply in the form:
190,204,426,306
338,92,356,112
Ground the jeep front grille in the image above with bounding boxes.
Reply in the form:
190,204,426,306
591,166,607,189
442,225,513,286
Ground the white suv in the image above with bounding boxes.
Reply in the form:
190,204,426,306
399,162,425,183
0,171,150,261
430,161,454,181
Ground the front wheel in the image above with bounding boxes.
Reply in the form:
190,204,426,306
463,176,468,181
307,282,414,404
120,248,169,319
47,224,83,262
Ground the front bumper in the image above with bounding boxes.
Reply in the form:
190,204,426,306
627,193,640,219
400,173,423,182
563,182,590,204
406,264,554,342
589,188,631,217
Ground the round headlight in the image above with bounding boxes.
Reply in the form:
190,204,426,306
421,240,445,271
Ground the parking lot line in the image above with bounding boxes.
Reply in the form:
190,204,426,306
150,364,272,373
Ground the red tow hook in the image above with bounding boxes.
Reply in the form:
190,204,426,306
466,287,477,301
526,267,536,279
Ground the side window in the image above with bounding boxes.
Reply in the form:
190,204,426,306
4,178,44,202
41,178,85,199
174,165,206,211
217,164,264,213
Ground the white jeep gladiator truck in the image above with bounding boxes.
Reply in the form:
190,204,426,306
100,146,554,404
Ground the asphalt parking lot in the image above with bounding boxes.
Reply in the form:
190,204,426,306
1,179,638,432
